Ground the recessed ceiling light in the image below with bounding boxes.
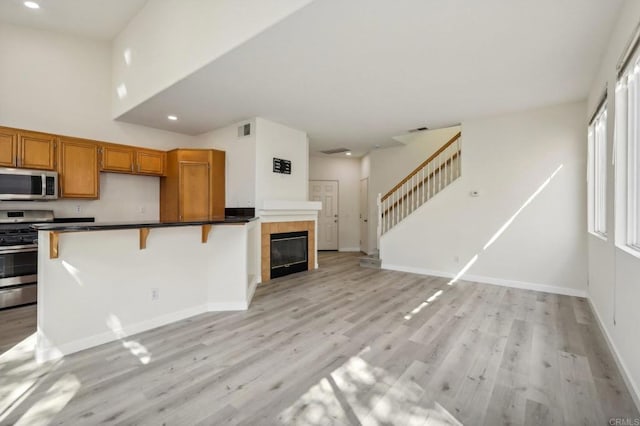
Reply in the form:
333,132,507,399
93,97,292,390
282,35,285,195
167,115,178,121
24,1,40,9
345,152,352,156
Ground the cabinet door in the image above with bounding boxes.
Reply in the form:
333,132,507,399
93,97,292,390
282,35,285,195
19,131,56,170
210,150,225,219
0,127,18,167
179,161,210,221
58,138,99,199
136,149,166,176
101,144,135,173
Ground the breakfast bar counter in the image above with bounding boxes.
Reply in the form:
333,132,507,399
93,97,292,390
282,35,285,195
34,218,261,362
34,216,257,232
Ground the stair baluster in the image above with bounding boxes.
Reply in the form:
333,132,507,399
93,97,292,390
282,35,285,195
377,131,462,239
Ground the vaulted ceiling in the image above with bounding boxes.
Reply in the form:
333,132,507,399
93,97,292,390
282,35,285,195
118,0,623,154
0,0,624,155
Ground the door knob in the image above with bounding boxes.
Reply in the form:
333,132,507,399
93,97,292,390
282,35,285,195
364,219,368,222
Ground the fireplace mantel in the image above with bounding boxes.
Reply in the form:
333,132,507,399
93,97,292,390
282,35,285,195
259,200,322,219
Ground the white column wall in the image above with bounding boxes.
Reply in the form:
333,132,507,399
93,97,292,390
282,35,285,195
255,118,309,209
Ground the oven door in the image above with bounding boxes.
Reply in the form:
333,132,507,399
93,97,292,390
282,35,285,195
0,245,38,287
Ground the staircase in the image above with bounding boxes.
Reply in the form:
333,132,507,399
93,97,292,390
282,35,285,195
377,131,462,243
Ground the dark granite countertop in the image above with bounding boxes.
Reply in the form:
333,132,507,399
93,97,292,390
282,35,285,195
33,216,257,232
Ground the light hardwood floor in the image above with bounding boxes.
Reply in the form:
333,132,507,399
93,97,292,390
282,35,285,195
0,252,638,425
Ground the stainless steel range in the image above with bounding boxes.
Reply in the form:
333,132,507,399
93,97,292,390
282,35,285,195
0,210,54,309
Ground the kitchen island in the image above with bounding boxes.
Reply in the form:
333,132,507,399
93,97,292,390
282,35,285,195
33,217,260,362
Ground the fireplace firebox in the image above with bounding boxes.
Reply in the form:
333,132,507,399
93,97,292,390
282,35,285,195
270,231,309,279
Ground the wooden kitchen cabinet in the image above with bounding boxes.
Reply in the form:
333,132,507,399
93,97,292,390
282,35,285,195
0,126,56,170
101,144,135,173
0,128,18,167
58,137,99,199
209,148,225,219
19,131,57,170
135,148,166,176
100,144,166,176
160,149,225,222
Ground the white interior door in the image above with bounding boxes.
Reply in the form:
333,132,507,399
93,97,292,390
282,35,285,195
309,180,339,250
360,178,369,253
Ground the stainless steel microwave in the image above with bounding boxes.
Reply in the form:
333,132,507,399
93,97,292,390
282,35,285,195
0,168,58,200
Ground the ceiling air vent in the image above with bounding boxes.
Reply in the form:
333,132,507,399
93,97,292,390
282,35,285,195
320,148,351,155
237,123,251,137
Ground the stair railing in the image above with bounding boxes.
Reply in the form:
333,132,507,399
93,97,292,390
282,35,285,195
377,132,462,243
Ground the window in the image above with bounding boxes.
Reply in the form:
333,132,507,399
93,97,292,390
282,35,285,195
588,103,608,238
615,59,640,253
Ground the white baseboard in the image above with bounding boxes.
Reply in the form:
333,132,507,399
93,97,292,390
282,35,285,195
36,304,208,362
207,301,248,311
246,276,259,308
339,247,361,252
382,263,587,298
587,298,640,412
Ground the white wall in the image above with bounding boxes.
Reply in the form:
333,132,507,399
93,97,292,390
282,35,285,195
381,101,588,295
255,117,309,209
0,174,160,221
586,0,640,407
194,117,308,210
366,126,461,253
0,23,195,221
194,119,257,208
309,156,361,251
112,0,314,117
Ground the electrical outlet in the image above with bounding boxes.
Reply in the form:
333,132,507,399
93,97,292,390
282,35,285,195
151,288,159,301
140,206,146,214
75,205,81,214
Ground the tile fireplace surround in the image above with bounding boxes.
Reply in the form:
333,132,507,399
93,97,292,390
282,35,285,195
259,200,321,283
261,221,315,282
